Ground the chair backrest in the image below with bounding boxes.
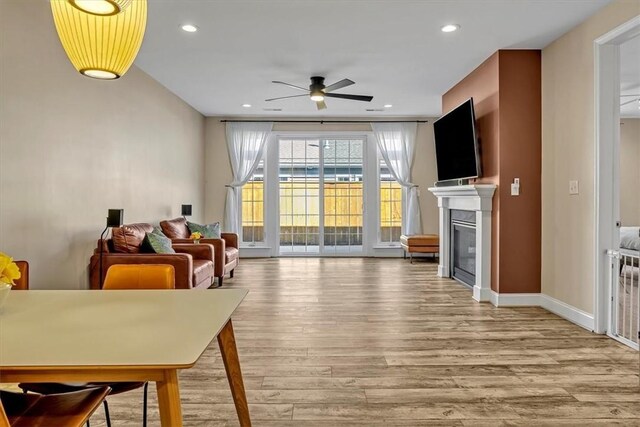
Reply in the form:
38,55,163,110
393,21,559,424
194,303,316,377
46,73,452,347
103,264,175,290
0,387,110,427
12,261,28,291
160,217,190,239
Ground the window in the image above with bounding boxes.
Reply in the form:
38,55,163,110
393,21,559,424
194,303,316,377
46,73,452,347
379,159,402,244
241,159,265,245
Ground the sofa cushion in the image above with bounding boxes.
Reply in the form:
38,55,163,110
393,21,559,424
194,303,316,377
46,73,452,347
160,217,190,239
192,260,214,288
225,247,239,264
187,221,221,239
112,223,154,253
141,232,176,254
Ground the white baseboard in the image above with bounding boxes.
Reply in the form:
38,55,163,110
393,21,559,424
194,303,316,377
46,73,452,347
489,291,540,307
539,294,595,332
484,291,595,332
437,265,448,277
239,247,272,258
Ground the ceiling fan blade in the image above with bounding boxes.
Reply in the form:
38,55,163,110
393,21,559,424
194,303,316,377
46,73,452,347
265,94,309,102
324,78,355,93
620,97,639,106
324,93,373,102
316,100,327,110
272,81,310,92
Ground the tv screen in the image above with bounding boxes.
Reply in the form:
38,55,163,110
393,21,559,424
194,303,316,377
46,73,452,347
433,98,481,182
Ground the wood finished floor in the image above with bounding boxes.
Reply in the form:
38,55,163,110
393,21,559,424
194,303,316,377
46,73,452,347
91,258,640,426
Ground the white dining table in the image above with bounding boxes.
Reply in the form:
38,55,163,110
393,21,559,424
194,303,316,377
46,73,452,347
0,289,250,426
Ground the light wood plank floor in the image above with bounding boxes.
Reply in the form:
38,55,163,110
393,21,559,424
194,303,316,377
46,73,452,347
90,258,639,426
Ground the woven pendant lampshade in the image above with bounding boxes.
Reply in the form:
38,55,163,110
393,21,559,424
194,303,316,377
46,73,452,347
68,0,132,16
50,0,147,80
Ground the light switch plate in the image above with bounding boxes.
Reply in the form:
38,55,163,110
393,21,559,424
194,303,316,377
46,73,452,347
511,183,520,196
569,180,579,195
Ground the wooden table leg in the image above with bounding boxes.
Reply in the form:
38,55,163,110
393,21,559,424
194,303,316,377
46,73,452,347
156,369,183,427
218,319,251,427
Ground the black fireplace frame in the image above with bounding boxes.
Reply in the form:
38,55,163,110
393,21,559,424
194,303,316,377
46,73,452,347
450,210,476,288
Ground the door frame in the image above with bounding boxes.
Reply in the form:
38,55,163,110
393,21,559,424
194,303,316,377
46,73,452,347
594,15,640,335
268,132,372,257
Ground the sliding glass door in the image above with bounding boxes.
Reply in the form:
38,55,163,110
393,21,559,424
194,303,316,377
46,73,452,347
278,137,364,255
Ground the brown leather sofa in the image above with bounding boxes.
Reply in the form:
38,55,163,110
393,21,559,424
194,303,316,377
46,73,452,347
160,217,239,286
89,223,214,290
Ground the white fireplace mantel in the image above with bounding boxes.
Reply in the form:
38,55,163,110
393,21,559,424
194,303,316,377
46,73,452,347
428,184,497,303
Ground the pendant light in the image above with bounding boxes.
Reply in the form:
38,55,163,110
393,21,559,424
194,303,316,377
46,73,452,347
68,0,132,16
50,0,147,80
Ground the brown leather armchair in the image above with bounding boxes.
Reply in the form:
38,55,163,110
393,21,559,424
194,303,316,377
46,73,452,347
89,223,214,290
160,217,239,286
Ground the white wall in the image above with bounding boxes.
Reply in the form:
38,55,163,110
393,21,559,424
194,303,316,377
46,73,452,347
203,118,439,243
620,118,640,226
0,0,206,289
541,0,640,312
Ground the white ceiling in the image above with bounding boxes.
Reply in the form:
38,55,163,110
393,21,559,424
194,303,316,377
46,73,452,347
135,0,613,117
620,34,640,118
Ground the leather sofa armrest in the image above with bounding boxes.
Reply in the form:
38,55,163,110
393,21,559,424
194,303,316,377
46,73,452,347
221,233,239,249
199,238,225,277
173,243,215,262
170,238,192,244
90,253,193,290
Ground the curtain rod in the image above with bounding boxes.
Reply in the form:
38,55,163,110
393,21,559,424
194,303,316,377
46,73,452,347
219,119,428,124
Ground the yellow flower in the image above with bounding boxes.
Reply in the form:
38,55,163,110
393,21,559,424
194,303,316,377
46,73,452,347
0,252,21,286
190,232,202,240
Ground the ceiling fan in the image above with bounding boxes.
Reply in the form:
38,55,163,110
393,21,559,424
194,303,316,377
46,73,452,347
266,76,373,110
620,94,640,107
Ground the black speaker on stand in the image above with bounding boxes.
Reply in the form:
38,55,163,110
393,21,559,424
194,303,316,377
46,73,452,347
99,209,123,288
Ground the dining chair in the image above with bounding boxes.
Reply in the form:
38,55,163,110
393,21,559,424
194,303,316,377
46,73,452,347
0,386,111,427
19,264,176,427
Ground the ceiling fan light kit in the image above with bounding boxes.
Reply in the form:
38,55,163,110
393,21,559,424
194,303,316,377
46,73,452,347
268,76,373,110
50,0,147,80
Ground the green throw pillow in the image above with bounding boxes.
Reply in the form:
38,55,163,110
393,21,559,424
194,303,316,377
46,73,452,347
187,221,221,239
152,226,167,237
141,231,175,254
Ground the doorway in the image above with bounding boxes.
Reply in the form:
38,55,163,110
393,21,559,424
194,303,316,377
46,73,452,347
594,15,640,349
278,137,365,255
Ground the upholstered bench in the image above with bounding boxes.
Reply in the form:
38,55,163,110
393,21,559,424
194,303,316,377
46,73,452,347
400,234,439,263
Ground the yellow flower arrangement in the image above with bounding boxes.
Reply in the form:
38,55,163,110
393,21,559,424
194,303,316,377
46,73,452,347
189,232,202,241
0,252,21,286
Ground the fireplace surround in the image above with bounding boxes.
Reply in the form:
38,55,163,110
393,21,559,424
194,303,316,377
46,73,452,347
428,184,497,302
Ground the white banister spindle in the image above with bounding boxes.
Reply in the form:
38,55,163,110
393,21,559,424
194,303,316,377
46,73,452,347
608,250,639,349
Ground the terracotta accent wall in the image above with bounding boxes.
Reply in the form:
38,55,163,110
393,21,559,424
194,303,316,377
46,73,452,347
442,50,541,294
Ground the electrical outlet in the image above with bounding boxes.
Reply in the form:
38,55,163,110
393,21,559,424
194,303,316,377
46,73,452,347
569,180,579,195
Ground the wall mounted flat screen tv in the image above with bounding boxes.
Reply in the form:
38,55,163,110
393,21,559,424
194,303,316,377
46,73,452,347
433,98,481,182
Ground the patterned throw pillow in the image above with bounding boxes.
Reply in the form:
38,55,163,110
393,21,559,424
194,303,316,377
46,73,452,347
187,221,221,239
141,231,175,254
152,226,167,237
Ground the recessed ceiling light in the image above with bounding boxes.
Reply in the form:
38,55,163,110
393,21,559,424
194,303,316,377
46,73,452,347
384,104,393,108
242,104,252,108
181,24,198,33
441,24,460,33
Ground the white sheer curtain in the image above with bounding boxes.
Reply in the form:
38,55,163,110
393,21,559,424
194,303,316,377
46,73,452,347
224,122,273,233
371,122,422,236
